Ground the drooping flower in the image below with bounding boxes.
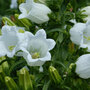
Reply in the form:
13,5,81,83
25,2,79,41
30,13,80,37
10,0,17,9
81,6,90,21
70,21,90,52
18,0,51,24
0,25,27,57
75,54,90,79
20,29,56,71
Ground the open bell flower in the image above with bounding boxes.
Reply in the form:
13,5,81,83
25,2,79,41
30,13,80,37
18,0,51,24
20,29,56,71
81,6,90,21
75,54,90,79
70,21,90,52
0,25,27,57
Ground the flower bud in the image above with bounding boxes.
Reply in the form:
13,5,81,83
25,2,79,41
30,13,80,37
49,66,62,84
2,17,16,26
0,66,5,83
5,76,19,90
2,61,9,75
69,63,76,70
68,63,76,76
15,14,32,29
18,68,33,90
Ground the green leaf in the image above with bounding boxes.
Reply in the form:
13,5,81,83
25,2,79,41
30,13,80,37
42,80,51,90
9,60,26,75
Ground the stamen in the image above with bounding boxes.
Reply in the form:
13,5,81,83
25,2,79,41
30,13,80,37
8,46,15,51
84,36,90,41
32,52,40,59
18,29,25,33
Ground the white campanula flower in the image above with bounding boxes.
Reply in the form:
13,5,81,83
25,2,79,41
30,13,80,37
18,0,51,24
0,25,27,57
70,21,90,52
75,54,90,79
20,29,56,71
81,6,90,21
10,0,17,9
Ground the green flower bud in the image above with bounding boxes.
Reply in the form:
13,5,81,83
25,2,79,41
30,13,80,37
69,63,76,70
5,76,19,90
68,63,76,76
18,68,33,90
49,66,62,84
0,66,5,83
2,61,9,75
2,17,16,26
15,14,32,29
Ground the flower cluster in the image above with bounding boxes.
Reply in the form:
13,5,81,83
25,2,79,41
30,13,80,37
70,6,90,79
3,0,90,80
0,25,55,71
0,0,56,71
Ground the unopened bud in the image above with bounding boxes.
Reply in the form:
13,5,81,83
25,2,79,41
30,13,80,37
49,66,62,84
2,61,9,75
69,63,75,70
2,17,16,26
18,68,33,90
5,76,19,90
15,14,32,29
0,66,5,83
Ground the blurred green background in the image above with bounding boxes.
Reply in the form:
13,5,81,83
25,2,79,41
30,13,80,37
0,0,10,15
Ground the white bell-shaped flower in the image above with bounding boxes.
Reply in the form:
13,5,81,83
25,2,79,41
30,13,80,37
19,0,51,24
0,25,27,57
75,54,90,79
10,0,17,9
70,21,90,52
20,29,56,67
81,6,90,21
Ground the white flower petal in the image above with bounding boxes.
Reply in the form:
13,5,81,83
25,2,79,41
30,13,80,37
35,29,46,38
27,38,48,57
27,3,51,24
0,41,7,57
21,29,55,67
0,25,26,57
47,39,56,50
70,23,86,45
40,52,51,61
10,0,17,9
76,54,90,79
19,3,29,19
81,6,90,21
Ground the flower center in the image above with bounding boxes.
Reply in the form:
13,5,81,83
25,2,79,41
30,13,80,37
31,52,40,59
18,29,25,33
8,46,15,51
